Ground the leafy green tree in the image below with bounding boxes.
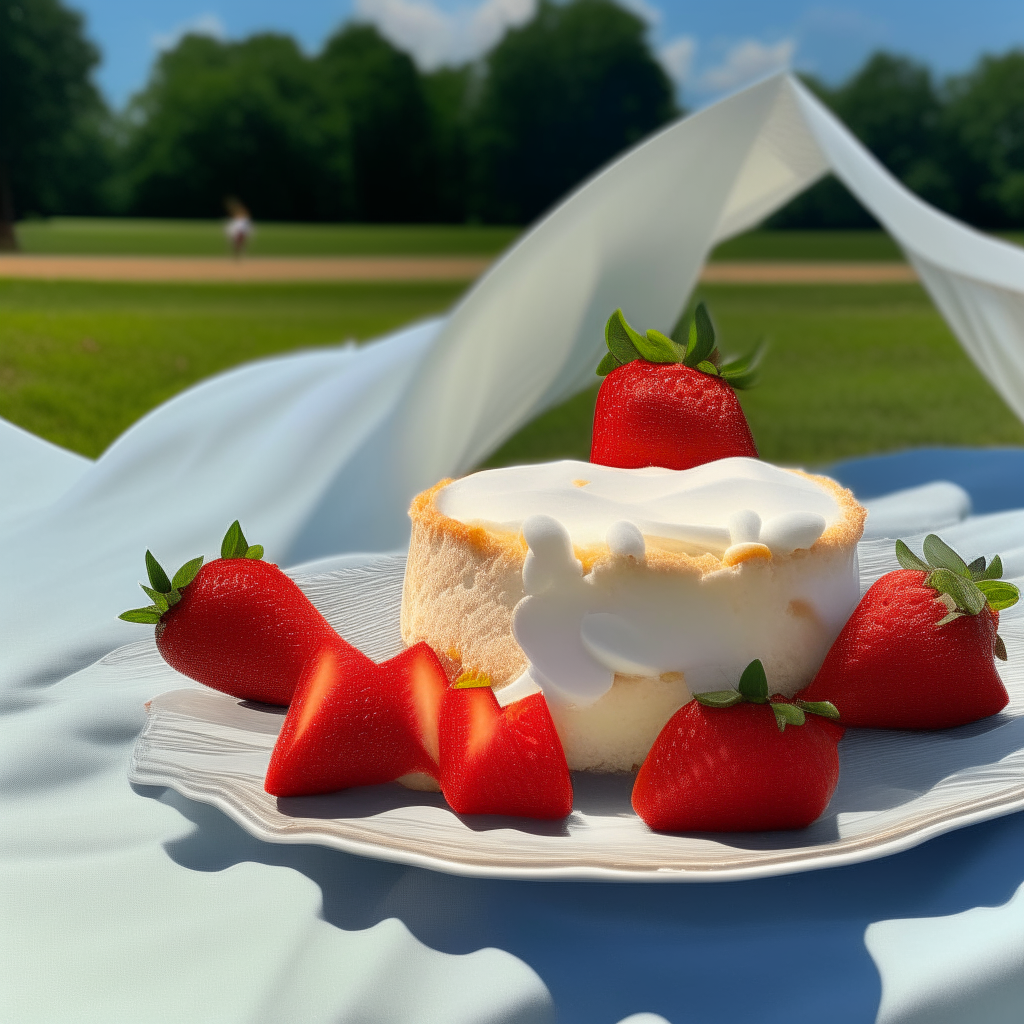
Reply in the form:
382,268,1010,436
0,0,110,247
124,34,348,220
469,0,678,224
944,51,1024,227
423,65,475,222
837,53,951,207
318,24,435,221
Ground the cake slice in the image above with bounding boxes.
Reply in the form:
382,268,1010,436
402,456,865,772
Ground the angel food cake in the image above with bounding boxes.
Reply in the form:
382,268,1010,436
401,456,866,772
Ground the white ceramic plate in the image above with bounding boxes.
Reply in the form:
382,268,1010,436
128,549,1024,882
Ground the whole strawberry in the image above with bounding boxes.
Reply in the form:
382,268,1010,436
632,660,842,832
797,535,1020,730
120,521,369,706
591,304,762,471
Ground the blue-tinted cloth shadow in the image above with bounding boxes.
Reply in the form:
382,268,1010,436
830,447,1024,513
154,448,1024,1024
154,783,1024,1024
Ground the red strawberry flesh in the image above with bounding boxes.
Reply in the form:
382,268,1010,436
797,569,1009,729
264,640,447,797
632,700,840,832
156,558,361,706
439,687,573,819
591,361,757,471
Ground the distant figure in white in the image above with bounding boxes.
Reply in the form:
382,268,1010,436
224,198,253,259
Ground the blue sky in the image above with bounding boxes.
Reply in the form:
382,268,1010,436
72,0,1024,109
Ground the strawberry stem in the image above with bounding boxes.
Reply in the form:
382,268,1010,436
596,304,765,388
895,535,1020,621
694,660,840,731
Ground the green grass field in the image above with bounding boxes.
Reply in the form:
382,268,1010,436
486,283,1024,467
13,218,522,257
14,218,1024,262
0,279,465,456
2,276,1022,467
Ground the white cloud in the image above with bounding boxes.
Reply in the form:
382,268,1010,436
658,35,695,85
151,12,226,53
353,0,536,70
699,38,795,93
619,0,662,28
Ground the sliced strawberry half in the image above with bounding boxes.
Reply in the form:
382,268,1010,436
264,641,448,797
439,673,573,819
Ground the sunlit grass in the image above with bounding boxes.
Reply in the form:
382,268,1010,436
13,218,522,257
485,283,1024,469
1,278,1021,466
0,279,464,457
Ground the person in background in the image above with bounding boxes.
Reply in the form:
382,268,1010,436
224,198,253,259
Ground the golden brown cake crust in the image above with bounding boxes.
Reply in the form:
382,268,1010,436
406,470,865,576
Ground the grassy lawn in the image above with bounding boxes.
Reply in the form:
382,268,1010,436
710,230,905,262
0,279,465,457
15,218,1024,263
484,283,1024,469
1,278,1022,466
13,218,522,257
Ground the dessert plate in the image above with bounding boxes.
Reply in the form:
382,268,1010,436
128,548,1024,882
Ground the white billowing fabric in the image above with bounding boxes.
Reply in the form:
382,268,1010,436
860,481,972,540
6,71,1024,1024
866,881,1024,1024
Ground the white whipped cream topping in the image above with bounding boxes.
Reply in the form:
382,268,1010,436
439,458,858,707
438,457,838,558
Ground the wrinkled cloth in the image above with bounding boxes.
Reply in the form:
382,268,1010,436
7,72,1024,1024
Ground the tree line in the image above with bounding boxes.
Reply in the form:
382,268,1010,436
775,52,1024,230
0,0,676,239
2,0,1024,245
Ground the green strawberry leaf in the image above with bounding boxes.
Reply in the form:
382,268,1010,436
221,520,249,559
605,309,644,365
684,302,716,367
923,534,970,577
995,633,1009,661
695,360,719,375
979,554,1004,580
596,352,622,377
795,699,841,720
119,605,164,624
772,702,806,731
927,567,987,616
737,659,768,703
141,585,169,612
719,337,768,391
633,327,681,364
646,327,685,361
967,556,987,577
145,550,171,594
694,690,744,708
895,539,930,571
976,578,1021,611
171,556,204,590
245,544,264,560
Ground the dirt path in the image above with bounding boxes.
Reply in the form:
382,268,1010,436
0,254,918,284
